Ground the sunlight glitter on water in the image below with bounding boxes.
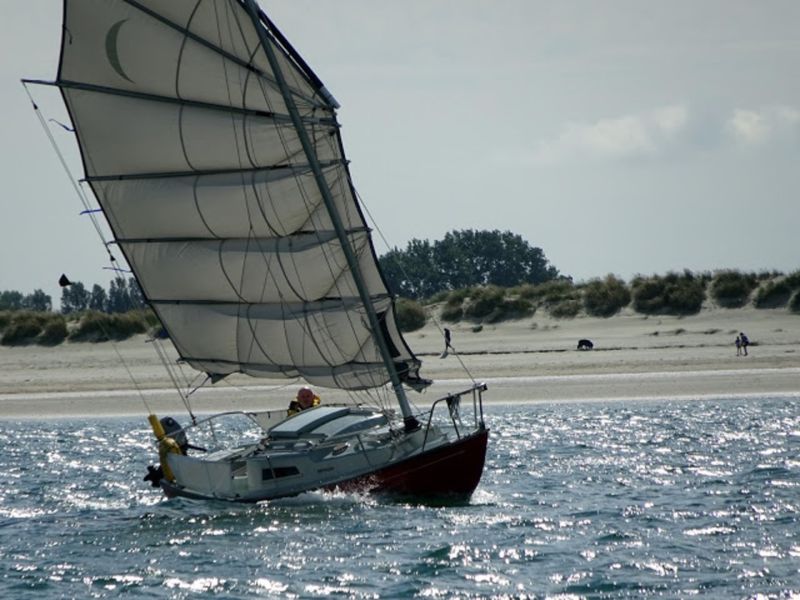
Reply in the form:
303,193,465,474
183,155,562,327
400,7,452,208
0,398,799,598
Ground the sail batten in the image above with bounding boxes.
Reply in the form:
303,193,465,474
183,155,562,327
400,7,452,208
57,0,427,392
85,160,343,182
149,296,391,309
57,79,337,126
114,229,369,244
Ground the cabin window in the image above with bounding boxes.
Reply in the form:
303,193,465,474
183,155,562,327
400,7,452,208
262,466,300,481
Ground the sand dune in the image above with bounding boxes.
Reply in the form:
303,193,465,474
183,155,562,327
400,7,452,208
0,306,797,418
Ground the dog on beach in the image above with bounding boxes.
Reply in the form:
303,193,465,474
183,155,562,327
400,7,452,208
577,339,594,350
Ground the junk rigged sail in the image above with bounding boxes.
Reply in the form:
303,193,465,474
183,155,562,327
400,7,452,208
48,0,488,502
57,0,425,398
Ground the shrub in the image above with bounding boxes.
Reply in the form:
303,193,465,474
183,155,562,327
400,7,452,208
754,280,793,309
69,310,147,342
548,298,581,319
583,275,631,317
784,270,800,290
666,280,706,315
482,297,535,323
445,288,471,307
39,316,68,346
395,298,426,332
427,290,450,305
0,312,46,345
789,291,800,315
524,280,577,305
140,309,160,329
0,311,11,332
445,286,536,323
710,271,758,308
631,272,705,315
632,278,666,314
441,304,463,322
514,284,538,300
464,287,506,320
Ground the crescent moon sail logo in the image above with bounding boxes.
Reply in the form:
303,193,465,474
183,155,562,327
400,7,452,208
105,20,134,83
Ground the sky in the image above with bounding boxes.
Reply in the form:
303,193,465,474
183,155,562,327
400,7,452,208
1,1,798,304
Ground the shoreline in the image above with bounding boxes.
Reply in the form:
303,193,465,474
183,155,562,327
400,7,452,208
1,368,798,420
0,306,797,418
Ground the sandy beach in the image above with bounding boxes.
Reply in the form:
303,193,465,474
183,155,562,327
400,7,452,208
0,306,797,418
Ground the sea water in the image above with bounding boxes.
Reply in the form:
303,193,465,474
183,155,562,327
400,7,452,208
1,396,798,599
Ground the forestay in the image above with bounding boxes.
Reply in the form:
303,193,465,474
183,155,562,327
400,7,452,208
57,0,426,391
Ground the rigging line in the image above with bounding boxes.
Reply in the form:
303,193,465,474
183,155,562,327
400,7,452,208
354,187,479,385
263,131,374,397
23,86,169,417
21,82,114,263
108,330,154,414
22,83,192,417
211,5,361,410
151,336,196,422
227,32,333,392
227,9,352,398
308,173,383,393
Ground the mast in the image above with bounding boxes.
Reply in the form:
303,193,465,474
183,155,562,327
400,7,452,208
242,0,419,431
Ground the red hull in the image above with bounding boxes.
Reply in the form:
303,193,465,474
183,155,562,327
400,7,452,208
328,427,490,499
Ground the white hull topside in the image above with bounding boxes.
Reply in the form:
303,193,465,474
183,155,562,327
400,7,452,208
155,385,488,502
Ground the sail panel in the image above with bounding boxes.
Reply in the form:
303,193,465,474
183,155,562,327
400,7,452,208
61,89,342,176
60,0,323,115
91,166,363,240
58,0,426,392
120,233,381,304
158,298,388,372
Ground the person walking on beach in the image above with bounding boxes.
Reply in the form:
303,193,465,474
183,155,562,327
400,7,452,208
735,334,742,356
740,332,749,356
441,328,454,358
444,328,453,352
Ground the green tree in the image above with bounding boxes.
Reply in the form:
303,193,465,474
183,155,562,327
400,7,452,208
106,276,147,312
128,277,146,309
107,277,129,313
379,240,442,299
0,290,24,310
23,289,52,312
380,229,560,299
89,284,108,311
60,281,90,314
437,230,558,289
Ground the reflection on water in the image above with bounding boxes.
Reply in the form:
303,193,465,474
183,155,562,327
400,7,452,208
0,396,798,598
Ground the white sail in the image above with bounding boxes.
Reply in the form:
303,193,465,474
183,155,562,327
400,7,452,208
57,0,426,391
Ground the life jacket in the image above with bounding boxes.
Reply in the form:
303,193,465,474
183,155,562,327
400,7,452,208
287,395,321,416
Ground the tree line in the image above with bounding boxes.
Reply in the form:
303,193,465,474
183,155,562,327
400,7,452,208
379,229,561,299
4,229,560,312
0,276,146,315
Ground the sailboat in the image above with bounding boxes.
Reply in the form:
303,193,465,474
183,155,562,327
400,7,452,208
31,0,488,502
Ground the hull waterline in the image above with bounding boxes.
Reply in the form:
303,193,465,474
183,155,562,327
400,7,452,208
330,427,489,499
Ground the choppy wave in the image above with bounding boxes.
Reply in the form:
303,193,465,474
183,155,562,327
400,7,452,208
0,396,798,598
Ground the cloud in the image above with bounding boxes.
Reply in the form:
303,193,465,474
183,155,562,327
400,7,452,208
726,106,800,147
494,103,799,168
530,105,690,165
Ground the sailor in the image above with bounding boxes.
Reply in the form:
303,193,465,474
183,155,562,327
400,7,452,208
287,385,321,416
